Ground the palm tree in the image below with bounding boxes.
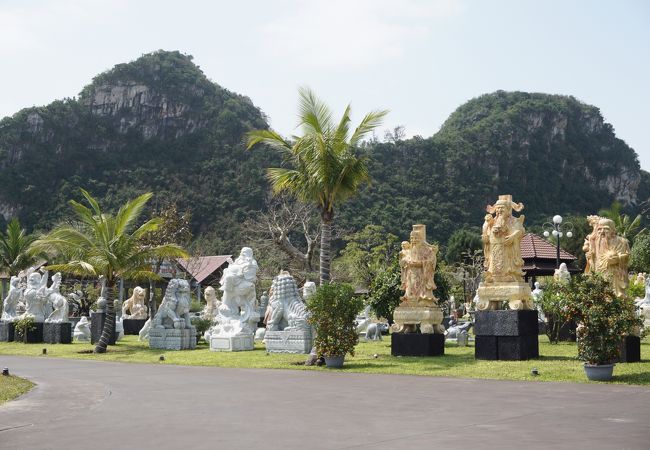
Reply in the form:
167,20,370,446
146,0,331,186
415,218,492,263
0,218,40,275
0,218,41,297
599,201,646,243
246,87,387,284
31,189,188,353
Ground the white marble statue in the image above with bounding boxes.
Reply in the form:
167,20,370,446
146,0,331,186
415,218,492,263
200,286,220,321
73,316,91,341
23,270,50,322
356,304,372,334
1,276,24,322
138,318,152,341
531,282,543,301
44,272,69,323
266,271,310,332
302,281,317,302
152,279,193,330
553,263,571,284
263,271,313,353
115,316,124,341
96,275,108,311
637,278,650,329
211,248,259,336
148,279,196,350
122,286,148,319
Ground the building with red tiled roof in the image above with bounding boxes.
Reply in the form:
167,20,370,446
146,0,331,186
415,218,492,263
521,233,581,282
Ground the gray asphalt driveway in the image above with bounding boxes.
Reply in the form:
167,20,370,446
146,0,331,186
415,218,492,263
0,355,649,450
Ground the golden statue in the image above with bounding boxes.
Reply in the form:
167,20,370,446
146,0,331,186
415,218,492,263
476,195,533,311
392,224,444,334
583,217,630,297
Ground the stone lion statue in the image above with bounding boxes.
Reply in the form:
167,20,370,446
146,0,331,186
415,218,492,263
266,271,310,332
122,286,148,319
152,279,192,330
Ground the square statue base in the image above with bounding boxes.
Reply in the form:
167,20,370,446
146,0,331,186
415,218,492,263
16,322,44,343
617,335,641,363
391,333,445,356
149,327,197,350
264,330,313,354
90,312,116,345
0,321,16,342
43,322,72,344
474,310,539,361
123,318,147,335
210,334,254,352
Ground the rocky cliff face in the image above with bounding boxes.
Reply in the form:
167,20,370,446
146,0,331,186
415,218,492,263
83,81,208,139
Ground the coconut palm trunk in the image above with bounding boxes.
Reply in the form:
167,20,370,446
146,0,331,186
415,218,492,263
319,214,333,285
95,279,116,353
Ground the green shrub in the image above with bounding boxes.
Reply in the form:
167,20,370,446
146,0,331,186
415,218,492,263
539,281,572,344
307,283,363,357
14,317,36,342
565,275,643,365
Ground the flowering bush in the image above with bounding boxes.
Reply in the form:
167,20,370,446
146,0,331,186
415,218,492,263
564,275,643,365
539,280,574,343
307,283,364,357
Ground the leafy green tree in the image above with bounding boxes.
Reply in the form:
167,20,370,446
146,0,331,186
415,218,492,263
444,228,482,264
367,261,401,323
246,87,388,284
336,224,399,287
630,232,650,273
0,218,40,275
0,218,41,298
599,201,646,244
31,189,188,353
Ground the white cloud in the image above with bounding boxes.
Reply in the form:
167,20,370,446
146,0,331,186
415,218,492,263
260,0,466,68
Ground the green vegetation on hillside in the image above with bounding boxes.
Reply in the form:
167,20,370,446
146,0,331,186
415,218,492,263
0,52,646,258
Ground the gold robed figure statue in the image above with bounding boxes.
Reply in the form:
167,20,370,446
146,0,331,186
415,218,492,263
392,224,445,334
583,217,630,297
476,195,533,311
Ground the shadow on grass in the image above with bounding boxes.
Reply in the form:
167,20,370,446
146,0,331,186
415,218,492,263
613,372,650,384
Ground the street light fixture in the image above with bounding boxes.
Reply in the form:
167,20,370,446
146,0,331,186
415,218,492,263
543,215,574,268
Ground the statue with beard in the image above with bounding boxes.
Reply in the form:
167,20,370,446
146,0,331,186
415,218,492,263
476,195,533,311
584,217,630,297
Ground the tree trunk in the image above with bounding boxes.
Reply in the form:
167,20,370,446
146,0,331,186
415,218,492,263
319,215,333,285
94,279,116,354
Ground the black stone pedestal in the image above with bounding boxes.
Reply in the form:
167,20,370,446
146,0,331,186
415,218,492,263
0,321,15,342
123,318,147,335
15,322,44,343
475,310,539,361
43,323,72,344
90,312,116,345
391,333,445,356
617,335,641,363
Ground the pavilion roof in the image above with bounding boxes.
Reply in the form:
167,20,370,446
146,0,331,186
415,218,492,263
176,255,232,284
521,233,577,261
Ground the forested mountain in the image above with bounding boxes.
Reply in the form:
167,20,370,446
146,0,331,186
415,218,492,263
340,91,645,242
0,51,646,253
0,51,278,252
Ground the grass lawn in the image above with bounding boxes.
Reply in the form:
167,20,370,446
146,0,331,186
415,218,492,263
0,335,648,385
0,374,34,405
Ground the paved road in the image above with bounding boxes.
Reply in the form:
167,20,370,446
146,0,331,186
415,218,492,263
0,356,649,450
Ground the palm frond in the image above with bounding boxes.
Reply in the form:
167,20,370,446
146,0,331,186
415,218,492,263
349,109,389,147
298,86,333,134
114,192,153,236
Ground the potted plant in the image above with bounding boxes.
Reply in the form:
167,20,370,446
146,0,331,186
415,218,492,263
14,317,36,343
307,283,364,368
564,275,642,381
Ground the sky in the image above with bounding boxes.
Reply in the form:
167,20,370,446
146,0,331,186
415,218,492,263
1,0,649,167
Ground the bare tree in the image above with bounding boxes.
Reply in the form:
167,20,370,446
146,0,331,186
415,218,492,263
244,195,320,273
